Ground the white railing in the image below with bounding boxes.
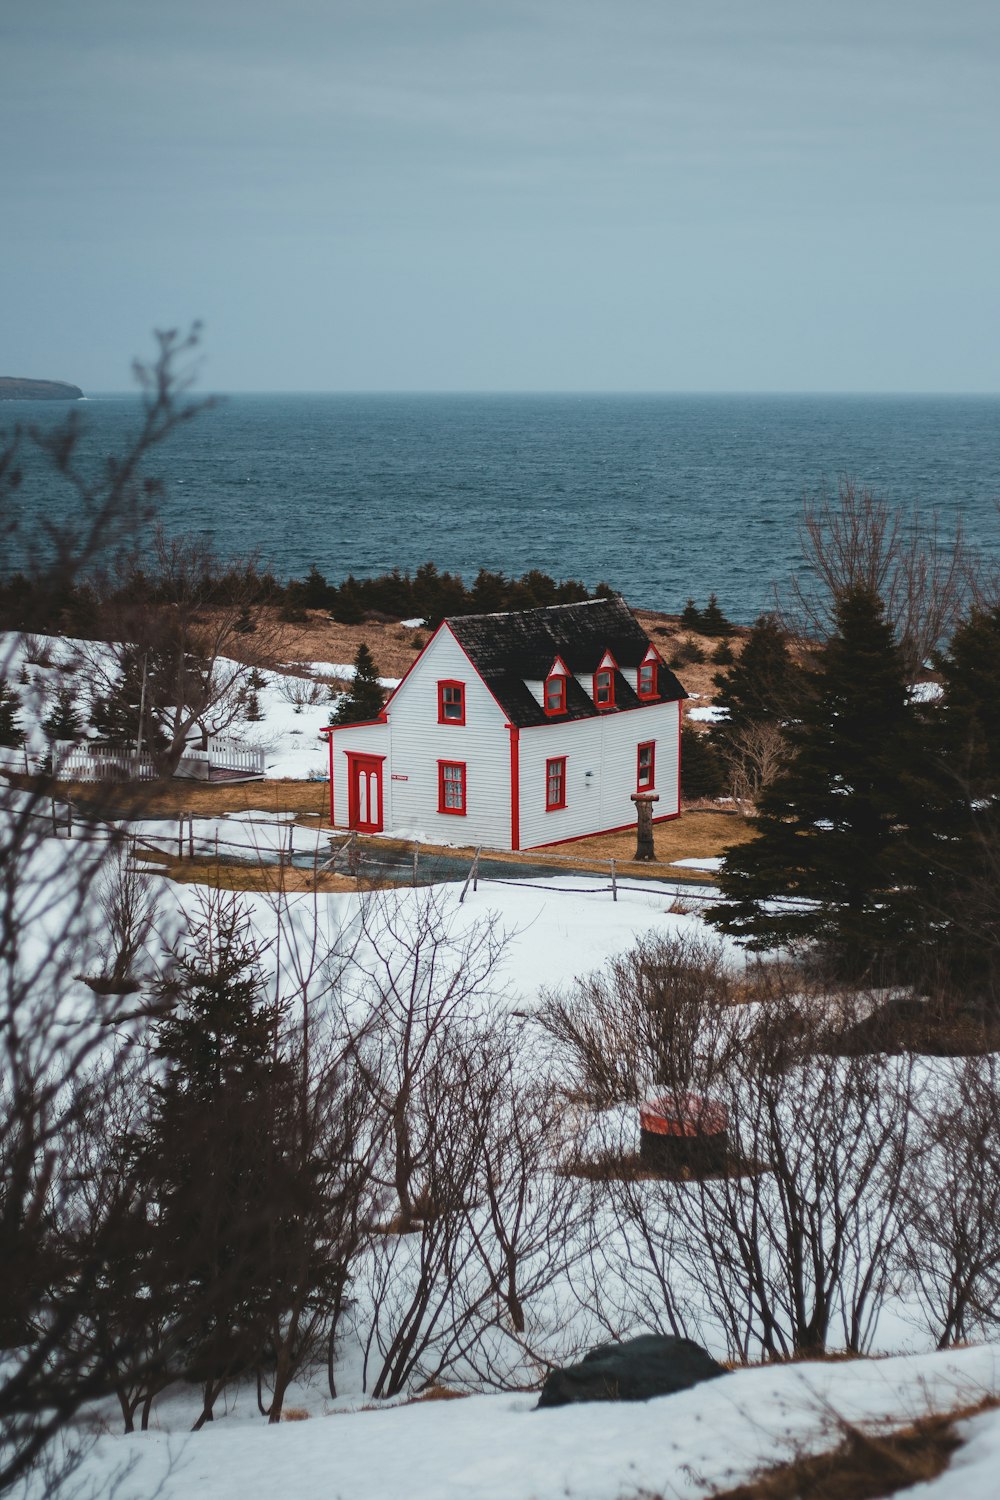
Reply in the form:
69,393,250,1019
207,736,265,776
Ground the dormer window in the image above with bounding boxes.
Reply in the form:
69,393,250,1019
544,674,567,715
438,680,465,725
637,661,658,700
593,667,615,709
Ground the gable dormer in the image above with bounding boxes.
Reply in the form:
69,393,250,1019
592,649,618,710
543,654,570,716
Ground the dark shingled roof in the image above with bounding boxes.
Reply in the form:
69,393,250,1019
446,596,687,728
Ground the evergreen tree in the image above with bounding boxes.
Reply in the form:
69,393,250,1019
680,598,703,630
707,588,923,976
332,643,385,725
913,604,1000,1001
713,613,799,744
700,593,733,637
42,682,84,742
90,648,168,750
0,679,24,748
680,723,727,800
142,896,298,1427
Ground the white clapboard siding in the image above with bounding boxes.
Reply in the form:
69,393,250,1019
517,699,681,850
375,627,512,847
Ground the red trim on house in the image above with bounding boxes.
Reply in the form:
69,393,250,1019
637,740,655,791
437,679,466,725
509,725,520,850
677,697,683,804
545,756,567,810
437,759,467,815
346,752,386,833
321,714,388,733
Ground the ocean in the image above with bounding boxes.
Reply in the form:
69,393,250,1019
6,392,999,623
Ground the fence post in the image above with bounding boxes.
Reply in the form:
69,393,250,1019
66,800,72,837
412,843,419,886
188,817,194,858
288,825,294,866
178,818,184,858
51,796,58,836
611,858,617,903
459,847,482,905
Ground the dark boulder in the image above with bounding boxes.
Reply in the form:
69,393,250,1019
536,1333,726,1408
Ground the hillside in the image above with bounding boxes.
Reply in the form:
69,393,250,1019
0,376,84,400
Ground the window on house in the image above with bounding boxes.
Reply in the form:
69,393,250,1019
637,661,658,699
546,756,566,810
544,674,567,714
438,760,467,814
438,680,465,724
637,740,656,791
593,668,615,708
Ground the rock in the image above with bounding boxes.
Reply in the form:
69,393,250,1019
536,1333,726,1408
0,377,84,401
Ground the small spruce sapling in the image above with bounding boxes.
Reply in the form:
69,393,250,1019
332,644,385,725
0,680,25,749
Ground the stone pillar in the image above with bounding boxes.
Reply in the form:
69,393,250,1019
631,791,660,861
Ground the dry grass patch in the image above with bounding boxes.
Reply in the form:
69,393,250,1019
280,1407,311,1422
535,808,755,875
58,778,332,823
665,1399,998,1500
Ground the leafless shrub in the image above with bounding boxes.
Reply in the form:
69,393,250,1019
537,931,735,1108
276,674,327,712
898,1054,1000,1348
726,721,789,814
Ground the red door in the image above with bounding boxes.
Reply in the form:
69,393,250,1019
347,754,384,832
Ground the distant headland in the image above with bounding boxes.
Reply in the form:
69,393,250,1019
0,377,84,401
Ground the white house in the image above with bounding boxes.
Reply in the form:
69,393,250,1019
320,596,687,851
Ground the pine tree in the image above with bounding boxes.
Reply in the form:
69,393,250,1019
42,682,83,742
913,604,1000,1001
680,598,703,630
0,679,24,748
333,643,385,725
680,723,727,800
713,613,799,744
700,593,733,637
707,588,923,976
142,896,298,1427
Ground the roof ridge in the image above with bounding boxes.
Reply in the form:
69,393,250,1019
446,596,619,625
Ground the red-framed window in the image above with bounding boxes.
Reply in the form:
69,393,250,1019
438,760,467,814
637,660,658,700
545,756,567,810
593,667,615,709
438,680,466,725
637,740,656,791
544,674,567,715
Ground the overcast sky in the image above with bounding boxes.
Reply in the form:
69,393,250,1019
3,0,999,392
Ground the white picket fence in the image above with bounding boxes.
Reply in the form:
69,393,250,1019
51,737,264,783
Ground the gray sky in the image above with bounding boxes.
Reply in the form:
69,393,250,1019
3,0,999,392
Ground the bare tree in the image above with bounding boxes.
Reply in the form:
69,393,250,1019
784,479,971,675
726,720,789,815
0,329,206,1493
899,1054,1000,1348
85,528,281,775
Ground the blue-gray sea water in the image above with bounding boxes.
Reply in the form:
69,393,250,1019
6,393,1000,623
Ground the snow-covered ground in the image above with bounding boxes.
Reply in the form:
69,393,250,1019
44,1345,1000,1500
0,630,374,781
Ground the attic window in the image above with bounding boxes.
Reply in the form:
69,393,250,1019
438,680,465,725
544,674,567,715
593,668,615,709
637,661,658,700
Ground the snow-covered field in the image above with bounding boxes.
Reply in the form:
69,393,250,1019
45,1345,1000,1500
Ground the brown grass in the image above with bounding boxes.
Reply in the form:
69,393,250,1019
654,1399,998,1500
60,778,332,823
534,808,754,874
280,1407,311,1422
